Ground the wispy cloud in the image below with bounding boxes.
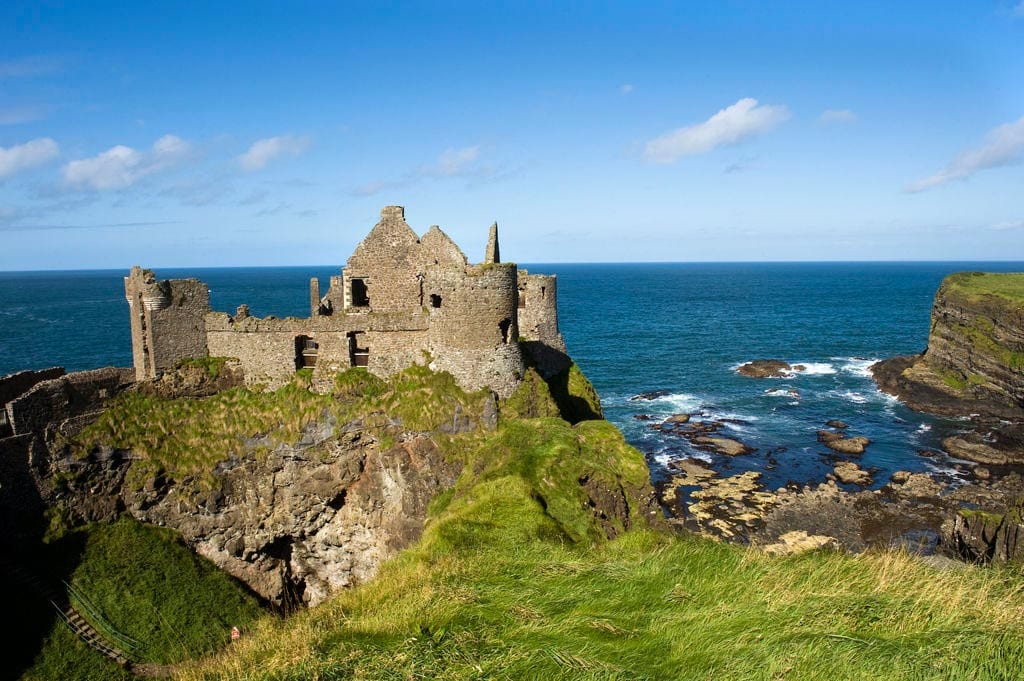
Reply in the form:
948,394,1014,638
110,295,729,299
0,105,48,126
643,98,790,164
238,135,310,171
352,145,499,197
0,138,60,179
0,55,62,79
620,84,634,95
819,109,858,125
62,134,192,191
0,220,180,233
992,219,1024,231
1015,1,1024,17
906,115,1024,192
418,145,482,177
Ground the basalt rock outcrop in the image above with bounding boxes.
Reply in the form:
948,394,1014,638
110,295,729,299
50,417,460,608
873,272,1024,422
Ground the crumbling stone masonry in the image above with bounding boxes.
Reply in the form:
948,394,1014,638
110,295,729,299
125,206,568,398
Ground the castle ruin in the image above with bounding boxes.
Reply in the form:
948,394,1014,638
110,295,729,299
125,206,566,397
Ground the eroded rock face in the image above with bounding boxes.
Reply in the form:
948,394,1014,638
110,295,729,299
49,418,460,608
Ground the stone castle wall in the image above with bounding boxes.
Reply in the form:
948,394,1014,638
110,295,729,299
125,267,210,380
126,206,561,399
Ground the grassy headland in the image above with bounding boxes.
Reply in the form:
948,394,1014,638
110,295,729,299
33,362,1024,680
944,271,1024,304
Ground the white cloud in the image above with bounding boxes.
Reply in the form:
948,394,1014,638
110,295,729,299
906,115,1024,193
643,98,790,164
238,135,310,171
819,109,858,125
353,145,497,197
62,134,192,190
992,219,1024,231
620,84,634,95
0,137,60,179
1015,1,1024,17
424,146,481,177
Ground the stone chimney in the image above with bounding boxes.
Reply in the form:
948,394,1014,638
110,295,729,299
381,205,405,220
484,222,500,264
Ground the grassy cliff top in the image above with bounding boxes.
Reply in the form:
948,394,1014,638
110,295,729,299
944,271,1024,303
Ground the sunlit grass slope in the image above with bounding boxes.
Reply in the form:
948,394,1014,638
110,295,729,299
22,517,263,681
176,430,1024,679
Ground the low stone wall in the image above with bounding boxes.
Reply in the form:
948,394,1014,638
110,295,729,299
1,367,66,436
8,367,134,439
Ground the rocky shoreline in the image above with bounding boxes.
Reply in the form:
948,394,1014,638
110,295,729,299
649,315,1024,564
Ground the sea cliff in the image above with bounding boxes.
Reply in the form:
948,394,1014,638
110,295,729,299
874,272,1024,464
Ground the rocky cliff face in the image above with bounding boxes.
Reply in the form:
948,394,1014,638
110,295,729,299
51,416,460,608
874,272,1024,464
874,272,1024,418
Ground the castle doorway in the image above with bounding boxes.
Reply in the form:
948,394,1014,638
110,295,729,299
296,335,318,369
348,331,369,367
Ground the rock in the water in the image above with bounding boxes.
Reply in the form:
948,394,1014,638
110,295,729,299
694,436,752,456
738,360,792,378
826,420,849,429
665,413,691,424
817,430,870,455
629,389,672,401
833,461,872,486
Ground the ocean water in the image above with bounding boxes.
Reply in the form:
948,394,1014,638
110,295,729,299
2,262,1022,490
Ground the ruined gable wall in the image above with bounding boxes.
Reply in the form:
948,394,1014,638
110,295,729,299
345,207,423,314
419,226,468,267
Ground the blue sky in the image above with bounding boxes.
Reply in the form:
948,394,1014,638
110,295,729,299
1,1,1023,269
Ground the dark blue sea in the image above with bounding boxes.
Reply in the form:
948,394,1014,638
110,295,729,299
3,262,1022,490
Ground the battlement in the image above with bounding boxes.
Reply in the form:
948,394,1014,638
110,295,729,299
126,206,567,398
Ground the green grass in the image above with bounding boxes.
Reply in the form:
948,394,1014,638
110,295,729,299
55,364,1024,680
22,516,264,680
177,496,1024,681
944,271,1024,304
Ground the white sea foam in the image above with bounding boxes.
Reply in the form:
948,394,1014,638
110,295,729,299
764,387,800,399
835,357,880,378
917,423,932,433
732,360,836,377
790,361,837,376
648,392,703,413
830,389,870,404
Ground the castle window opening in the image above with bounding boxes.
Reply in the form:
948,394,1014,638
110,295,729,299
499,317,512,344
430,294,442,308
518,291,526,308
296,335,318,369
540,286,546,299
348,331,369,367
351,278,369,307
